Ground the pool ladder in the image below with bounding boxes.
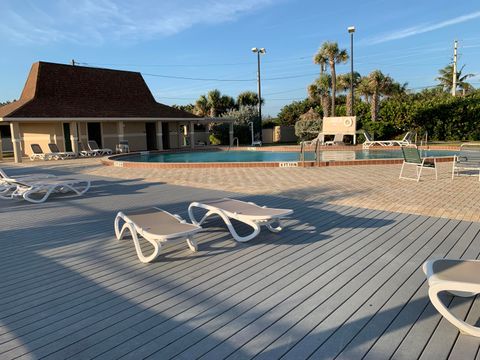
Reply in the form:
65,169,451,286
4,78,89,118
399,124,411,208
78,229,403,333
228,137,239,151
299,141,321,166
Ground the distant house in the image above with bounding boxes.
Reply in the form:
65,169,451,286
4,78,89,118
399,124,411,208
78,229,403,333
0,61,233,162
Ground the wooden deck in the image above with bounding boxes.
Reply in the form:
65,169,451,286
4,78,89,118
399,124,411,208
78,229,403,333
0,169,479,359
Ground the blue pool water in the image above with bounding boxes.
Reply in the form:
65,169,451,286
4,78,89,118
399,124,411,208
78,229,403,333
118,149,457,163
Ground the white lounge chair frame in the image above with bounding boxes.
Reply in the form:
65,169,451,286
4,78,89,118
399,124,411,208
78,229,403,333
78,142,100,157
88,140,112,156
114,208,202,263
423,259,480,337
451,143,480,181
188,198,293,242
301,133,325,147
325,134,345,146
48,143,77,160
29,144,54,161
2,178,91,203
363,131,415,149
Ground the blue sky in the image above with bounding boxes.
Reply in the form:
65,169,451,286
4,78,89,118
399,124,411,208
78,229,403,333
0,0,479,116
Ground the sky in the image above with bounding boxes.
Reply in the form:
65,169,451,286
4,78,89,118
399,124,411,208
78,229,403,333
0,0,479,117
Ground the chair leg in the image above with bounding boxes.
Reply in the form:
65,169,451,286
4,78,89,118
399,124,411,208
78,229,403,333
417,164,423,182
429,286,480,337
186,236,198,252
265,219,283,233
114,213,161,263
399,162,406,179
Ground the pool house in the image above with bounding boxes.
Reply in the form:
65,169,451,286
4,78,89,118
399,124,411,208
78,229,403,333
0,61,234,163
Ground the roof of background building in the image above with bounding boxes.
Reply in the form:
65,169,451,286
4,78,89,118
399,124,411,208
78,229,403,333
0,61,199,119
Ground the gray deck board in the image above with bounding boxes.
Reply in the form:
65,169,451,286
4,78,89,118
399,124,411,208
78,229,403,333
0,168,479,360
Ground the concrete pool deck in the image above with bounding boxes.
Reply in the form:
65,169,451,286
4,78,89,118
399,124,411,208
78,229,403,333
4,157,480,222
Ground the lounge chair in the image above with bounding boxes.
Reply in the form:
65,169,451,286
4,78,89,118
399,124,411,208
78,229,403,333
29,144,54,161
1,177,91,203
78,142,100,157
452,143,480,181
423,258,480,337
301,133,325,147
324,134,345,146
188,198,293,242
0,167,55,183
114,208,202,263
88,140,112,156
363,131,415,149
399,146,437,182
48,143,77,160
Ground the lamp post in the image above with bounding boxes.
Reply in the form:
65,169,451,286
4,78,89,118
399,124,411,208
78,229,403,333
251,47,266,142
347,26,355,116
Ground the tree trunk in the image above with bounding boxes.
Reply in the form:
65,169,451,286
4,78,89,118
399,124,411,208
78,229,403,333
371,90,379,122
321,95,330,117
330,61,336,116
346,92,352,116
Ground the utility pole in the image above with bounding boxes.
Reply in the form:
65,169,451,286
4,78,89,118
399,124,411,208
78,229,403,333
452,40,457,96
71,59,76,66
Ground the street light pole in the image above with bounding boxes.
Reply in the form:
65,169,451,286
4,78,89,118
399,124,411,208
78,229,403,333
252,47,266,142
348,26,355,116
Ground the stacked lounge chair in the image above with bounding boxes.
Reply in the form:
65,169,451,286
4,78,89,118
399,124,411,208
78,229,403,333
363,131,415,149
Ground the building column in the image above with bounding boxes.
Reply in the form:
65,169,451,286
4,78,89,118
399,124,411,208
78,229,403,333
117,121,125,142
156,121,163,150
190,121,195,149
0,133,3,161
10,122,22,163
70,121,79,153
229,122,234,146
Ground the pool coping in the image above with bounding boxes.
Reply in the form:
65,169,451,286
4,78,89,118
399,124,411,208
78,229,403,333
102,145,457,169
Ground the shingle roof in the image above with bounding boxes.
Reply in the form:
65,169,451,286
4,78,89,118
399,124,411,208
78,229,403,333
0,62,199,119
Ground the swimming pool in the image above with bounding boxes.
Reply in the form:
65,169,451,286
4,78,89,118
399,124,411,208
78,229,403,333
117,149,457,163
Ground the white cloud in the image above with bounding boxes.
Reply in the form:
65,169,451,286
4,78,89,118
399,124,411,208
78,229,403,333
0,0,274,45
365,11,480,44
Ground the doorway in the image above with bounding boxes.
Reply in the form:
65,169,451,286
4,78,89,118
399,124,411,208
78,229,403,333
63,123,72,152
87,122,102,147
145,122,157,150
162,122,170,150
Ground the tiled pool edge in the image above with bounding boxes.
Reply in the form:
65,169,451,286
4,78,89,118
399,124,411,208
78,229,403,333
102,156,454,169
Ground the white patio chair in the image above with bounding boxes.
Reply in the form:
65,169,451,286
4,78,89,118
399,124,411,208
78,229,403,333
114,208,202,263
452,143,480,181
423,258,480,337
188,198,293,242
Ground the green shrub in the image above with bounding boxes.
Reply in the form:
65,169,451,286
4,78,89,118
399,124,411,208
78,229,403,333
295,119,322,141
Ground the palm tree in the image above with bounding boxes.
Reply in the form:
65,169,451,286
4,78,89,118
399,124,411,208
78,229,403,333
307,74,331,117
314,42,349,116
194,95,209,116
237,91,263,107
366,70,394,122
355,76,373,104
206,89,222,117
336,72,360,116
436,64,474,95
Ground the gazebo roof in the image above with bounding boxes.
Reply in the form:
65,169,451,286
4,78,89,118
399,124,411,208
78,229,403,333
0,62,200,120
